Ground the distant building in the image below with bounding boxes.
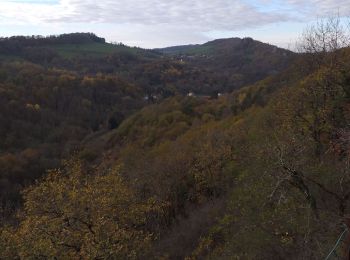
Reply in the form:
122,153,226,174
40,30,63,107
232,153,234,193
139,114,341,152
144,94,159,102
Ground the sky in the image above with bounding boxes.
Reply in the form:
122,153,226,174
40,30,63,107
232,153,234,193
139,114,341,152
0,0,349,49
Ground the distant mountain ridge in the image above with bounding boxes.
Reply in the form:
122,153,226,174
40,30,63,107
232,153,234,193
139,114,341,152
154,43,202,55
0,33,158,67
0,33,105,52
0,33,292,59
155,37,292,56
155,37,295,92
0,33,296,94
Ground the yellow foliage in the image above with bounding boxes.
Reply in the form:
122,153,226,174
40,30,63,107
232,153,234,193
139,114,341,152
0,160,159,259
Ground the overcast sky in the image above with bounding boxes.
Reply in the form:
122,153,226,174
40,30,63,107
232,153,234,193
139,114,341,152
0,0,349,48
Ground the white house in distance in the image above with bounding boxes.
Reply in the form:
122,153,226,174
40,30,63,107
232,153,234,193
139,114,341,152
187,92,224,99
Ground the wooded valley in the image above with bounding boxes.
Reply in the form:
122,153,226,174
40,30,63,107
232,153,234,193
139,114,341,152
1,17,350,259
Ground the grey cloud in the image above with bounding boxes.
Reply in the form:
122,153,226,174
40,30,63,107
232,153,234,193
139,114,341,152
286,0,350,17
4,0,348,33
1,0,349,48
47,0,290,31
99,24,212,48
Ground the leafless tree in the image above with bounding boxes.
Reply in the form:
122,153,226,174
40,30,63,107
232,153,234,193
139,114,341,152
296,15,350,70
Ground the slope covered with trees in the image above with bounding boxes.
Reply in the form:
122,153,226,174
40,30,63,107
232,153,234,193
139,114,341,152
157,37,295,92
1,18,350,259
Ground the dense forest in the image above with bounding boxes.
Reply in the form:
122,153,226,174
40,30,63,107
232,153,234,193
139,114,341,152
1,17,350,259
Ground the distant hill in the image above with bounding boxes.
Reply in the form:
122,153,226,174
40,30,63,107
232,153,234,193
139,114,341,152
156,37,292,56
155,43,203,55
0,33,158,61
156,37,296,92
0,33,296,95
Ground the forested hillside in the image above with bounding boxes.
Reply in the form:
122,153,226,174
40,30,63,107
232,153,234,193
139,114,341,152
1,18,350,259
